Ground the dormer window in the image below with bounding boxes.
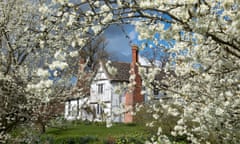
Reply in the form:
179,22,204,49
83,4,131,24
98,83,104,94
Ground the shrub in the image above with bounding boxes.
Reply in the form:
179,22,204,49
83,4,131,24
115,136,145,144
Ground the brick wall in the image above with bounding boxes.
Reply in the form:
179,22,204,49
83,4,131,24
124,45,143,123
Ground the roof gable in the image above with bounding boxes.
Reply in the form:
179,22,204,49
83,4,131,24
93,64,109,81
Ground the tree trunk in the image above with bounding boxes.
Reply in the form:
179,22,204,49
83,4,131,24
40,123,46,134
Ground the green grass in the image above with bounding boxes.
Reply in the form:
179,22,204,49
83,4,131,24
43,122,148,143
10,121,187,143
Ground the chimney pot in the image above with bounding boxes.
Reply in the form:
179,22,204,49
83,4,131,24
131,45,138,64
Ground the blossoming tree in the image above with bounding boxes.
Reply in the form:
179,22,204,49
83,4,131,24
0,0,78,142
1,0,240,143
0,0,41,142
38,1,240,143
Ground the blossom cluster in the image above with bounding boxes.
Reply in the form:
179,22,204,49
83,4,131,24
1,0,240,143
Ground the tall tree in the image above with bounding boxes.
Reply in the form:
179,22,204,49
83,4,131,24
0,0,41,142
79,35,109,70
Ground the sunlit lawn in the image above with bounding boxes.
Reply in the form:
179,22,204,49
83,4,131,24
43,122,148,143
46,123,144,137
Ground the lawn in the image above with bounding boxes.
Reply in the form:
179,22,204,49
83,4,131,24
42,122,149,144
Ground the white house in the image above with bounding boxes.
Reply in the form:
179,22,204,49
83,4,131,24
64,45,166,123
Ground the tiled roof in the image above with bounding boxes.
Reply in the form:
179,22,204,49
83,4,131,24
107,62,131,81
105,61,175,82
101,61,175,82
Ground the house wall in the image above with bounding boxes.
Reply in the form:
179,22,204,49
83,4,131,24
65,63,126,122
90,77,112,122
64,97,93,121
110,82,126,122
89,80,126,122
89,65,125,122
90,64,112,103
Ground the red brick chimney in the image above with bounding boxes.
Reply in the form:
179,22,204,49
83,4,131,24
124,45,143,123
132,45,138,64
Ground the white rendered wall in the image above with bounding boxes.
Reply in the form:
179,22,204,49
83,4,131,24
110,82,126,122
64,98,93,121
90,64,112,103
65,63,127,122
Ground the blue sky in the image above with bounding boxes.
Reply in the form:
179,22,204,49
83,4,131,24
102,10,173,63
104,24,171,63
104,24,136,62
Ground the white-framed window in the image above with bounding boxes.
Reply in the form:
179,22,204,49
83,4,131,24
77,99,79,117
96,104,103,115
68,100,71,116
98,83,104,94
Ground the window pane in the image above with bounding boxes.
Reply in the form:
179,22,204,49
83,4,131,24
98,84,103,94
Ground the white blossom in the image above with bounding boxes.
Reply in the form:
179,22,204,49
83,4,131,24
36,68,49,77
2,0,240,143
225,91,233,97
39,4,48,13
92,25,102,34
152,114,159,120
69,51,78,57
49,61,68,70
215,107,224,116
54,50,66,61
100,4,110,12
